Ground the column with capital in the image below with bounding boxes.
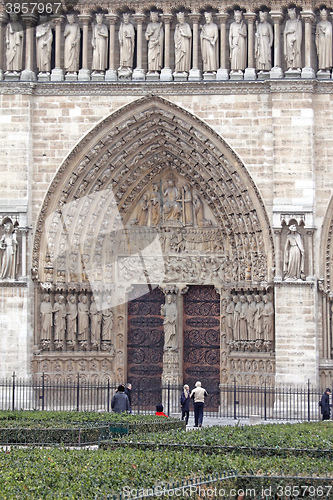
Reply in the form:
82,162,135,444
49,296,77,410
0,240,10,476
270,11,284,78
78,13,91,81
105,13,118,81
51,16,64,81
244,12,256,80
188,13,201,81
21,14,37,81
301,11,316,79
216,12,229,80
160,13,173,81
132,13,145,80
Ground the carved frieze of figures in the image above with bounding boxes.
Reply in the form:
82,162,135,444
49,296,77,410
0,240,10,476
283,224,305,281
284,7,302,71
316,7,332,75
0,219,19,280
145,11,164,74
255,11,273,72
224,291,274,350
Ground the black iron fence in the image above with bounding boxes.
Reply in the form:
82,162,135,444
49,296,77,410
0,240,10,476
0,373,329,421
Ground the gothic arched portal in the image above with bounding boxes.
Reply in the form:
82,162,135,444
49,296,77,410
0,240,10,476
33,96,275,388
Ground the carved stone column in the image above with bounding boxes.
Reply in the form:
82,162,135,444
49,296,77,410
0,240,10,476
132,13,145,80
0,13,7,80
301,11,316,79
216,12,229,80
270,11,284,78
51,16,64,82
161,13,173,81
244,12,256,80
105,13,118,81
189,13,201,81
78,13,91,81
306,229,315,280
273,228,283,281
21,14,37,81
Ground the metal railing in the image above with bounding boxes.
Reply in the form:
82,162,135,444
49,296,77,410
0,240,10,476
0,373,329,421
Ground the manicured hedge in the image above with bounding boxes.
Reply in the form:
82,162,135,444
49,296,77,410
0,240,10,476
0,447,332,499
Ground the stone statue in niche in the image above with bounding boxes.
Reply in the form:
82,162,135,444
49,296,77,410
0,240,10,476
64,14,81,75
315,8,332,72
233,295,241,340
102,295,113,342
92,13,108,75
145,11,164,74
284,224,305,280
255,11,273,72
90,295,101,349
200,11,219,73
229,10,247,73
262,293,274,341
40,294,52,348
133,193,149,226
284,8,302,71
163,179,182,224
183,185,194,226
193,194,212,227
53,295,66,349
66,295,77,347
118,13,135,78
161,294,178,351
174,12,192,74
239,295,248,340
150,184,161,226
78,294,89,348
254,294,264,339
246,294,256,340
5,13,24,74
0,221,19,280
36,16,53,75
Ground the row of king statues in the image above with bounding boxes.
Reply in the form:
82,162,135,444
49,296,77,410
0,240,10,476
4,8,333,79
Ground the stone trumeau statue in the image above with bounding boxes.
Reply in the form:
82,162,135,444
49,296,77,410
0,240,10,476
145,11,164,74
161,294,178,351
36,16,53,75
283,224,305,280
5,13,24,74
64,14,81,74
118,13,135,77
92,13,108,74
255,11,273,72
229,10,247,73
284,8,302,70
200,11,219,73
315,8,332,72
174,12,192,74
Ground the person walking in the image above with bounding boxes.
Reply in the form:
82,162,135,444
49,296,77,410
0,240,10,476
111,385,130,414
180,384,190,425
125,383,132,413
190,381,208,428
319,388,331,421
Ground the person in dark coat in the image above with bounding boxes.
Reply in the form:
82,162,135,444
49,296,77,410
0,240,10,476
111,384,129,414
125,383,132,413
180,384,190,425
155,404,168,417
320,388,331,420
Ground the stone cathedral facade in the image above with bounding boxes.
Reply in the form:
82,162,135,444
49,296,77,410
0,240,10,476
1,0,333,395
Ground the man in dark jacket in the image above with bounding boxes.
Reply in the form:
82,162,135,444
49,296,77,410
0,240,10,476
319,388,331,420
111,385,129,413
